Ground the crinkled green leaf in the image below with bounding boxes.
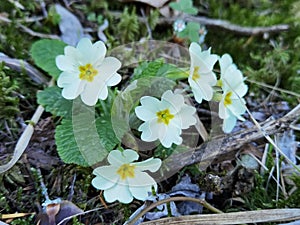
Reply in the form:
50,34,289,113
132,59,165,80
178,22,200,42
156,64,189,80
55,113,119,166
37,86,72,118
169,0,198,15
30,39,66,79
96,116,119,150
132,59,189,81
55,119,89,166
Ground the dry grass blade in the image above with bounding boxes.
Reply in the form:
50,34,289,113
140,208,300,225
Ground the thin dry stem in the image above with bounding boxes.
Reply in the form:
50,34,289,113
126,196,223,225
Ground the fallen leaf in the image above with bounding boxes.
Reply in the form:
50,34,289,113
36,201,83,225
55,4,84,46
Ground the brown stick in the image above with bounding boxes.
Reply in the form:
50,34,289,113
110,11,289,36
127,196,223,225
0,15,60,39
167,103,300,170
140,208,300,225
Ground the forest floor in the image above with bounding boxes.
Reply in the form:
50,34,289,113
0,0,300,225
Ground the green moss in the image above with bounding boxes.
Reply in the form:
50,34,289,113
0,64,19,120
117,7,140,43
205,0,300,96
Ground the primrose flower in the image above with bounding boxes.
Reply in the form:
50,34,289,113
135,90,197,148
218,64,248,133
56,38,122,106
92,149,161,204
188,42,219,103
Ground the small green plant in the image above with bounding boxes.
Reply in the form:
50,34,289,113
169,0,198,15
0,64,19,120
87,12,104,25
117,7,139,43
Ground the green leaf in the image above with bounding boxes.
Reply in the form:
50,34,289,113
55,102,119,166
178,22,200,42
132,59,189,81
132,59,164,80
30,39,66,79
156,64,189,80
37,86,72,118
96,116,119,150
169,0,198,15
55,119,89,166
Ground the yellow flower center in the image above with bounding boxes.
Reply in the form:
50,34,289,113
156,109,174,125
79,63,98,82
192,66,200,81
224,92,232,106
117,164,136,180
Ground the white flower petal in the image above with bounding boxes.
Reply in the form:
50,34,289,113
218,100,228,119
223,115,237,133
138,121,158,142
80,81,103,106
104,182,133,203
138,96,161,116
91,40,106,64
189,43,218,73
222,65,247,96
189,78,214,102
92,165,119,186
199,71,217,86
57,71,80,87
135,106,157,122
134,157,162,172
177,105,197,129
106,73,122,87
128,171,157,200
161,90,185,113
97,57,122,81
219,53,234,74
56,54,78,72
227,99,246,117
61,79,83,100
91,174,118,190
107,149,139,166
139,119,162,142
76,38,94,64
200,48,219,70
160,125,182,148
98,85,109,100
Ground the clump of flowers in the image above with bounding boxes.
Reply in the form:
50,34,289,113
186,43,248,133
34,37,249,206
56,38,122,106
92,149,162,203
217,54,248,132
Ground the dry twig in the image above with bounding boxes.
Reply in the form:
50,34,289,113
139,208,300,225
166,103,300,170
110,11,289,36
127,196,223,225
0,15,60,39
